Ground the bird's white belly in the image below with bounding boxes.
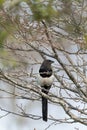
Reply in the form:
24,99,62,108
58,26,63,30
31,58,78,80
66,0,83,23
37,75,54,86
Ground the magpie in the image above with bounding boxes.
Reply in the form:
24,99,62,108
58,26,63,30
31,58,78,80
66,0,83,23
38,59,54,121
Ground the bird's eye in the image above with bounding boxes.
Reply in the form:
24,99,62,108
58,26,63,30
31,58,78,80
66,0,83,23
48,60,54,63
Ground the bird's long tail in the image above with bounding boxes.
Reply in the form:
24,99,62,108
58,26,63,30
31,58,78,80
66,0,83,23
42,87,49,122
42,95,48,121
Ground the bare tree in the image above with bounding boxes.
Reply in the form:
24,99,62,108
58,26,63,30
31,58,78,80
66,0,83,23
0,0,87,127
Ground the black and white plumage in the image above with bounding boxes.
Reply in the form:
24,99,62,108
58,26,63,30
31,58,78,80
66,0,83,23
38,59,54,121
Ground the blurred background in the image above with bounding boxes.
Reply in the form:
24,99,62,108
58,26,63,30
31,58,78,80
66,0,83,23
0,0,87,130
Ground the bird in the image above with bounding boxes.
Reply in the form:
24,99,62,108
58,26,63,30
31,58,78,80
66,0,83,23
38,59,54,121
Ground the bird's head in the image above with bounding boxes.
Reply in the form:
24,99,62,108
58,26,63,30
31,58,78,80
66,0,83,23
44,59,54,64
39,59,54,72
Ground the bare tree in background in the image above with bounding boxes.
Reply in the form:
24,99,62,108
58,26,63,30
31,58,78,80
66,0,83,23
0,0,87,128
